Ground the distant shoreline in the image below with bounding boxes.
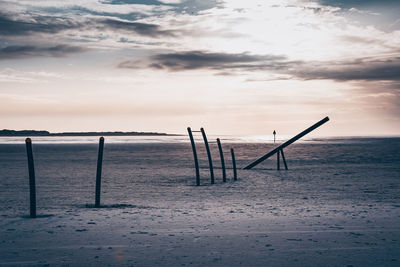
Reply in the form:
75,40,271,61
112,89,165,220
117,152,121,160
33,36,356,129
0,129,181,137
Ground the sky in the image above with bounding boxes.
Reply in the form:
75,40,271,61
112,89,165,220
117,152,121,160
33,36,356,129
0,0,399,136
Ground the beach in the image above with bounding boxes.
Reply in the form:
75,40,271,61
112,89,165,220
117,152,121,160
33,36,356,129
0,137,399,266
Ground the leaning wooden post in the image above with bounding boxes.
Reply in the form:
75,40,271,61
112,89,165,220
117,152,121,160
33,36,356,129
201,128,214,184
244,117,330,170
95,137,104,208
187,127,200,186
217,138,226,182
277,149,280,170
231,148,237,181
25,138,36,218
281,149,288,170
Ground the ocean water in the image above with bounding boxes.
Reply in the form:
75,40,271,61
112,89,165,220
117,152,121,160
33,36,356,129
1,134,391,144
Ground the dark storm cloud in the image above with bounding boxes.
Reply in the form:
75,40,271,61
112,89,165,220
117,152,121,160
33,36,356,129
98,19,176,37
119,51,289,71
0,45,86,60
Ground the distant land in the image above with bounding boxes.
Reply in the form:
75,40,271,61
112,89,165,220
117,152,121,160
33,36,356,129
0,129,178,136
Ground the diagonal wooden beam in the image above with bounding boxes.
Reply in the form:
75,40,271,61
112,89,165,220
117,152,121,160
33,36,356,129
243,116,329,170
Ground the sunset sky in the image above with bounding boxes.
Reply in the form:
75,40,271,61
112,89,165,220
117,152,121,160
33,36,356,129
1,0,399,136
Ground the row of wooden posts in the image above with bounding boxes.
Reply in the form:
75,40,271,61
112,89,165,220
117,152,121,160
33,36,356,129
187,127,237,186
24,131,237,218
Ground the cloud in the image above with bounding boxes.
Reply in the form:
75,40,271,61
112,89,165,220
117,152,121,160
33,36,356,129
119,50,400,83
339,35,384,45
0,45,87,60
0,12,177,40
102,0,179,5
119,50,288,71
0,13,81,36
98,18,176,37
102,0,220,14
293,57,400,81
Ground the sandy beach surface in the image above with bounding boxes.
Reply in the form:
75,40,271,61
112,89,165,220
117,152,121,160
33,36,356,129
1,137,399,266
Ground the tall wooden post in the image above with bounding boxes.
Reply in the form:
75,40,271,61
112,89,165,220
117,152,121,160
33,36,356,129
95,137,104,208
217,138,226,182
201,128,214,184
25,138,36,218
281,149,288,170
187,127,200,186
231,148,237,181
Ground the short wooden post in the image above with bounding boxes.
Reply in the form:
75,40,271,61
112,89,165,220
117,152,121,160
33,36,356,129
95,137,104,208
217,138,226,182
281,149,288,170
25,138,36,218
201,128,214,184
231,148,237,181
187,127,200,186
277,149,280,170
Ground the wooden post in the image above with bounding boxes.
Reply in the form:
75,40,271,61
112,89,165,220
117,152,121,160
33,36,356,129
281,149,288,170
25,138,36,218
277,149,280,170
217,138,226,182
201,128,214,184
244,116,330,169
95,137,104,208
231,148,237,181
187,127,200,186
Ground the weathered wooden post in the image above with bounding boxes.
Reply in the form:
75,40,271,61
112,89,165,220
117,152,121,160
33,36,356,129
95,137,104,208
216,138,226,182
277,149,280,170
281,149,288,170
200,128,214,184
187,127,200,186
25,138,36,218
231,148,237,181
